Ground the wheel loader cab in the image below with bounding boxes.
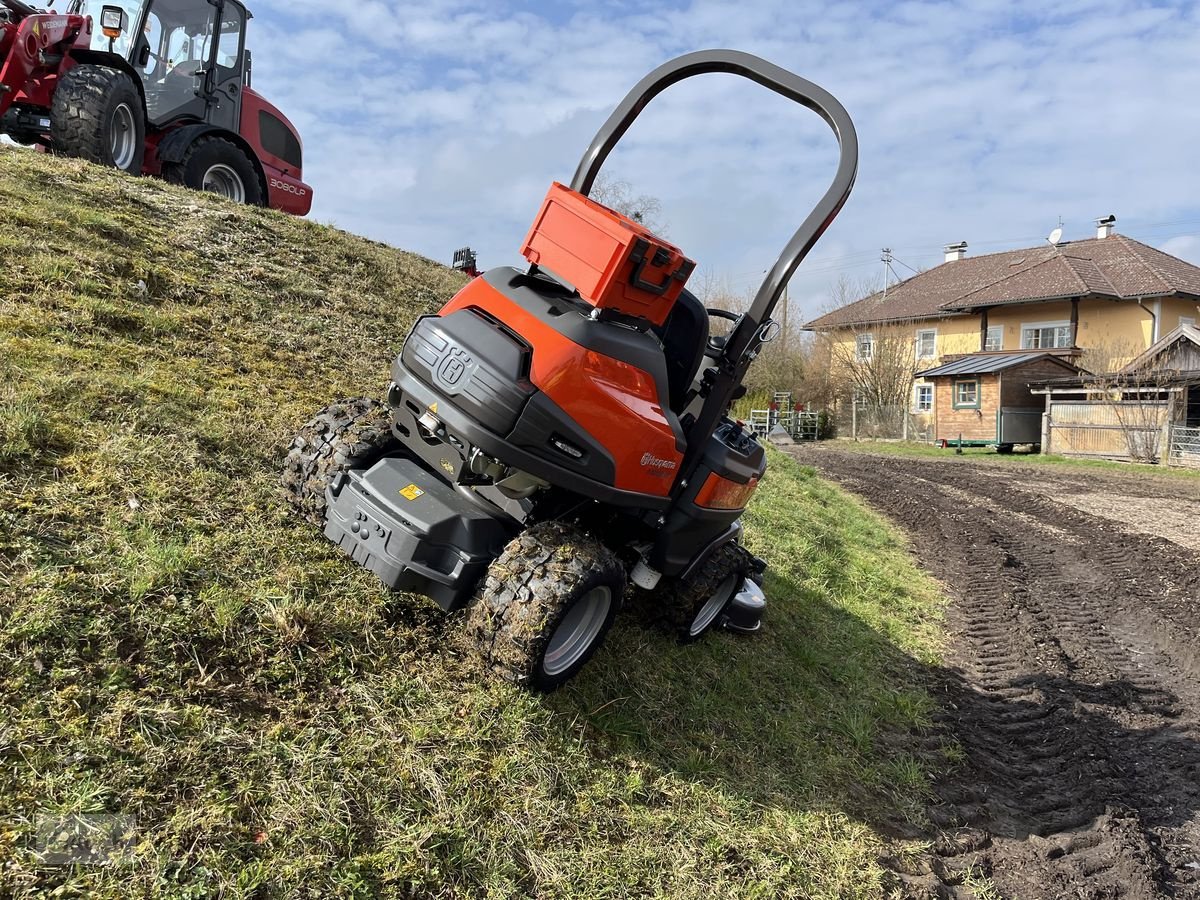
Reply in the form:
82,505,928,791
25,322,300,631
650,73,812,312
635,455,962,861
69,0,246,129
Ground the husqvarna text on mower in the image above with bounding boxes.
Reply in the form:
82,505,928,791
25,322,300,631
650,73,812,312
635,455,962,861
283,50,858,690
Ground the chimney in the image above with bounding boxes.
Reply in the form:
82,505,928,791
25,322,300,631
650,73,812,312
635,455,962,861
944,241,968,263
1096,214,1116,239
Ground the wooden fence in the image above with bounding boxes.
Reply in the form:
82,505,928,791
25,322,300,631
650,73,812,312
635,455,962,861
1044,401,1170,462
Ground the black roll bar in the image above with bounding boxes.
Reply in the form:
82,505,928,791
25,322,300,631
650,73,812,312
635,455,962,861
570,49,858,357
569,49,859,488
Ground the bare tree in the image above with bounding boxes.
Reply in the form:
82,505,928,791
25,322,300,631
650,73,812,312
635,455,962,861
588,174,665,234
1085,338,1173,463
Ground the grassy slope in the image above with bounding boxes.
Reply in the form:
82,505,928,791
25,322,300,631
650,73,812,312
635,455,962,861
0,146,947,898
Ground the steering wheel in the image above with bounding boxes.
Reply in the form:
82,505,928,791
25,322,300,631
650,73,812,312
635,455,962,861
705,307,741,358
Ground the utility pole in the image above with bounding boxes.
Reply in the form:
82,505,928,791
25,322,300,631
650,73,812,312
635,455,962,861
881,248,892,301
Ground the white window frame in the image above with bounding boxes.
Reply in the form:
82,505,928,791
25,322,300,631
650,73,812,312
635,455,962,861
913,383,933,413
985,324,1003,352
915,328,937,359
855,332,874,361
1182,316,1196,329
1020,320,1073,350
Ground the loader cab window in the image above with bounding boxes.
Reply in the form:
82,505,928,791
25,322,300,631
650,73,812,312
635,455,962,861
214,6,245,74
139,2,220,122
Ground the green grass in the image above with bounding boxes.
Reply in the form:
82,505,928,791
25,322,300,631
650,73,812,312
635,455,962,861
829,437,1200,479
0,146,949,897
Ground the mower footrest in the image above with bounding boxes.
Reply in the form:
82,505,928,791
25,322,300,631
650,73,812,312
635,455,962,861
324,455,515,610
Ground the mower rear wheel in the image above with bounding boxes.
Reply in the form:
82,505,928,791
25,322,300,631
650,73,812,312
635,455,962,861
465,522,625,692
280,398,399,527
51,65,145,173
660,541,753,643
165,136,264,206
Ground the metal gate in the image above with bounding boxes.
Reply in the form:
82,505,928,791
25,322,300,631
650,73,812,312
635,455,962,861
1170,425,1200,468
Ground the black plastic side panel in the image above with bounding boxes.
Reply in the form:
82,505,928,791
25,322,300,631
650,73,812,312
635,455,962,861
650,420,766,576
324,455,517,610
402,308,535,436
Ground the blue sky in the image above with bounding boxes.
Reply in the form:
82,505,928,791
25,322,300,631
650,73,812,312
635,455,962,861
245,0,1200,321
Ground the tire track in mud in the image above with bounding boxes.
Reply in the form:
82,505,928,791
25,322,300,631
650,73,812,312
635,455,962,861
790,448,1200,899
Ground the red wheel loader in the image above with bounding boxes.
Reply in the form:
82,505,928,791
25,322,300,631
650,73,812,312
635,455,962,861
283,50,858,690
0,0,311,214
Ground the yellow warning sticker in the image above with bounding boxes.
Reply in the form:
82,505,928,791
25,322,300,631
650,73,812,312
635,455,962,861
429,402,439,415
399,483,425,501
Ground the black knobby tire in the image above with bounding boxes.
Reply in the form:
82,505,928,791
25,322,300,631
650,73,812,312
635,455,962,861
51,65,145,173
280,398,399,527
465,522,626,692
658,541,753,643
164,136,264,206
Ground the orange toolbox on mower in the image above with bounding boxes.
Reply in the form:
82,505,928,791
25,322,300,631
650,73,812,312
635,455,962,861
520,182,696,327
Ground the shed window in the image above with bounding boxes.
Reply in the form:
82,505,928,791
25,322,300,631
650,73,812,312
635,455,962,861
855,332,874,361
985,325,1003,351
953,379,980,409
914,384,933,412
916,328,937,359
1021,321,1072,349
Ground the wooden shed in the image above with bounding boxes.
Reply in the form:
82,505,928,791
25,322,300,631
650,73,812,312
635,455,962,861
1033,324,1200,466
916,351,1084,451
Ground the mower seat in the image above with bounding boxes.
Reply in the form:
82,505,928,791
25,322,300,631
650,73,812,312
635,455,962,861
653,289,709,413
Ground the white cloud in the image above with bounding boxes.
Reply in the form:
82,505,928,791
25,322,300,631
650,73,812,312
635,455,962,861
240,0,1200,318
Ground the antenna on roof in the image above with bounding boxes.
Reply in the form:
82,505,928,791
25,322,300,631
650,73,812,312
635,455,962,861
1047,226,1063,246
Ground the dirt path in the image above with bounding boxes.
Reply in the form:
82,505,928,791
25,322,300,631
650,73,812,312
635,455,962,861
789,447,1200,899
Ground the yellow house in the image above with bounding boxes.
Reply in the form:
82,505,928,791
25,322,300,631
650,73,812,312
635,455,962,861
804,218,1200,425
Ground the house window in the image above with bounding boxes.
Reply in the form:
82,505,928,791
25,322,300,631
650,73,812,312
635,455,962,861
985,325,1003,351
953,379,980,409
856,332,874,361
916,328,937,359
914,384,933,412
1021,321,1073,349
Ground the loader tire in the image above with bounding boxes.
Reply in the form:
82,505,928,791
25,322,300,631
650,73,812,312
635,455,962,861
164,136,263,205
658,541,753,643
51,65,145,173
465,522,625,692
281,398,399,527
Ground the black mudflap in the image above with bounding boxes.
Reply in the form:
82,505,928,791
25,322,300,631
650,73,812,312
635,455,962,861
324,454,517,610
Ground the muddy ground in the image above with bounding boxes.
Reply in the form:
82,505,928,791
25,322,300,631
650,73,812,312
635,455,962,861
789,446,1200,899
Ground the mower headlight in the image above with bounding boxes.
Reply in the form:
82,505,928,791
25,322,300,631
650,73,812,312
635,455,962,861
100,7,124,38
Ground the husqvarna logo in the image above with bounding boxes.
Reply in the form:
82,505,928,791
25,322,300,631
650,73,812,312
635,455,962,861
436,348,472,388
641,453,678,471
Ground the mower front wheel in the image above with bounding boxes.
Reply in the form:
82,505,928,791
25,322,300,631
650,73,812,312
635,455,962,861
165,136,264,206
660,541,754,643
465,522,625,692
281,398,399,527
51,65,145,173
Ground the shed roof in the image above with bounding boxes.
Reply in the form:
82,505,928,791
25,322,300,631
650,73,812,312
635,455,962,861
805,234,1200,330
1120,323,1200,374
917,351,1083,378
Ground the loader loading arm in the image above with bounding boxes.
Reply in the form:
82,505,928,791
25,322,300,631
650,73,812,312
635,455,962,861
569,49,859,487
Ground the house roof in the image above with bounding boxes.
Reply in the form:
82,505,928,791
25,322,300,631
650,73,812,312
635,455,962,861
1119,323,1200,374
805,233,1200,330
917,351,1084,379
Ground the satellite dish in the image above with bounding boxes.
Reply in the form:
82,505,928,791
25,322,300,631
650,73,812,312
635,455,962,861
1047,227,1063,245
